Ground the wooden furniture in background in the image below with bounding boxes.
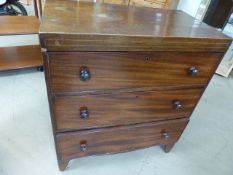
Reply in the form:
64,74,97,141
195,0,212,21
129,0,172,8
0,16,39,35
33,0,43,20
0,46,42,71
85,0,176,9
40,0,231,170
20,0,43,20
195,0,233,77
0,16,42,71
203,0,233,29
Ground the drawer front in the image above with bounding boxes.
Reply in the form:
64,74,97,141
53,88,202,131
48,52,221,93
56,118,189,161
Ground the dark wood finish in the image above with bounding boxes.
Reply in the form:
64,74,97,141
203,0,233,29
58,160,69,171
48,52,222,93
0,16,41,71
162,143,175,153
38,0,43,19
40,34,231,52
41,0,227,38
56,118,189,162
0,16,40,35
33,0,43,20
53,88,203,131
0,46,43,71
33,0,39,18
53,85,206,96
39,1,231,52
39,0,232,171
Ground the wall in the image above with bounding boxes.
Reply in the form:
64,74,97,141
177,0,202,17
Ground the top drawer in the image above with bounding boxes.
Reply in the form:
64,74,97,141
47,52,222,93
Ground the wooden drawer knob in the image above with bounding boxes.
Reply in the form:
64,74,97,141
188,66,199,76
162,132,170,139
80,141,87,152
80,66,91,81
80,107,89,119
173,100,182,110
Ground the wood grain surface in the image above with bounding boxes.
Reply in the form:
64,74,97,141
48,52,222,93
39,0,232,171
40,34,231,52
0,45,43,71
39,1,231,52
53,88,202,131
95,0,173,9
0,16,40,35
56,118,189,162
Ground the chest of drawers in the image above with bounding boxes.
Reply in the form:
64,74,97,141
39,0,231,171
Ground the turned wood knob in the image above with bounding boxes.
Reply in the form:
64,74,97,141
80,143,87,152
80,107,89,119
162,132,170,139
188,66,199,76
173,100,183,110
80,66,91,81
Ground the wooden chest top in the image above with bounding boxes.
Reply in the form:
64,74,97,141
39,0,231,52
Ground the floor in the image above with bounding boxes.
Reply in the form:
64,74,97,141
0,69,233,175
215,23,233,77
223,23,233,38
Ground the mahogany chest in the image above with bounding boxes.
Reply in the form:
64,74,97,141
39,0,231,170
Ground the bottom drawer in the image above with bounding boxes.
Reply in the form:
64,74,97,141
56,118,189,161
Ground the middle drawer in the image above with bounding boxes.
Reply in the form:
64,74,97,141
53,88,203,132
